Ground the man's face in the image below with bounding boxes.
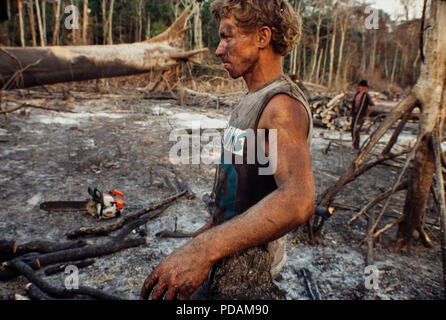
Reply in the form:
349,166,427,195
359,85,367,93
215,17,259,79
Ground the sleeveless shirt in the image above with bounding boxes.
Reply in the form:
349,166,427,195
213,74,313,227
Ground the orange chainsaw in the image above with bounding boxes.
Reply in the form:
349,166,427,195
40,187,124,220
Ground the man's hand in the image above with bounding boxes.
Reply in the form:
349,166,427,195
140,241,213,300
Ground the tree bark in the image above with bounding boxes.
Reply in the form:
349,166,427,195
369,30,377,74
396,0,446,250
34,0,45,47
309,11,322,82
107,0,114,44
137,0,142,42
302,43,306,80
391,46,399,84
328,14,337,88
146,12,151,40
52,0,61,45
360,27,367,73
41,0,47,45
27,1,37,47
193,1,203,49
18,0,25,47
315,48,323,84
335,14,348,87
396,135,435,250
82,0,89,44
101,0,107,44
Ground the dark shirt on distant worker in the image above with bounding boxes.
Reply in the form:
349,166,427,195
352,91,374,120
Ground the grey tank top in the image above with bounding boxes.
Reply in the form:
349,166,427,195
213,74,313,225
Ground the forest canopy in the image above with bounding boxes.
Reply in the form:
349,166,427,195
0,0,422,90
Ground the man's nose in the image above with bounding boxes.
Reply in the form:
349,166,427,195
215,41,225,58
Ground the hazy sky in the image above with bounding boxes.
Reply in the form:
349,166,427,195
370,0,424,19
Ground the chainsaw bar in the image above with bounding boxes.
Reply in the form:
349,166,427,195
40,200,95,214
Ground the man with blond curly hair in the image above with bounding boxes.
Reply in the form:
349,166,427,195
141,0,315,300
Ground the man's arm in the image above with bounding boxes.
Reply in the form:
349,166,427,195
363,93,375,120
141,94,315,300
348,93,357,119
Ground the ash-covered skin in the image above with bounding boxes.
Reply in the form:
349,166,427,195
216,21,259,79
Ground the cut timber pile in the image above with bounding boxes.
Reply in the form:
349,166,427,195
310,92,403,131
311,93,351,131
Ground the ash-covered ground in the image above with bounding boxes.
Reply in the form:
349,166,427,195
0,85,443,300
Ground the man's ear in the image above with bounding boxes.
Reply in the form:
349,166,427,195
256,26,272,49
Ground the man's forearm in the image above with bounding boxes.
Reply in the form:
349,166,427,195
186,185,314,264
366,106,375,118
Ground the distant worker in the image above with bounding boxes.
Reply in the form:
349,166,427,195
349,80,375,150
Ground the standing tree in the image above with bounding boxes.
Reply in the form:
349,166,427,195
309,4,322,83
82,0,89,44
107,0,114,44
394,0,446,250
27,1,37,47
34,0,45,46
41,0,47,45
193,0,203,49
52,0,61,45
327,9,337,87
18,0,25,47
335,6,351,87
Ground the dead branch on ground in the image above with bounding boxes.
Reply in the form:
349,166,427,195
44,259,95,276
11,260,122,300
297,268,321,300
156,230,194,238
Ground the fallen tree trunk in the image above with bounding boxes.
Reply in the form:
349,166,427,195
0,238,145,281
0,8,206,90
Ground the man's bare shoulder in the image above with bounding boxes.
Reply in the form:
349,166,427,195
258,93,309,138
